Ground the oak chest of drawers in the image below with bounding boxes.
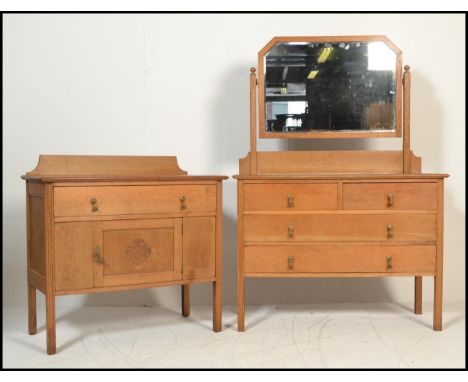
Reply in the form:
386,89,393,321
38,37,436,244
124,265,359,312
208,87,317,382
236,35,449,332
23,155,227,354
236,174,447,331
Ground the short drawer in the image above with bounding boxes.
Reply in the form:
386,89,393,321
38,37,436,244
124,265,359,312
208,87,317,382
244,245,436,274
54,185,217,217
244,183,338,211
343,182,437,210
243,213,436,242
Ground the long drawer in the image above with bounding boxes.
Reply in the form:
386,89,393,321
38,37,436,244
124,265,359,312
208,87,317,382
243,213,436,242
244,183,338,211
343,182,437,210
244,245,436,273
54,185,217,217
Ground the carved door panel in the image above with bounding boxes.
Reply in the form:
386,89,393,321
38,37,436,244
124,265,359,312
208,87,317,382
93,219,182,287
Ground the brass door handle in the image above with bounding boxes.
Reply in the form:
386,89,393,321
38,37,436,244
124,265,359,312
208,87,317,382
179,195,187,210
287,194,294,208
387,224,394,239
94,245,104,265
386,256,393,270
288,256,294,269
387,193,394,208
288,225,295,238
91,198,99,212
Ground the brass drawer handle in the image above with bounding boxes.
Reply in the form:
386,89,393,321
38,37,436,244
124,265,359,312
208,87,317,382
90,198,99,212
288,256,294,269
287,194,294,208
288,225,295,238
387,224,394,239
386,256,393,270
179,195,187,210
387,193,394,208
94,245,104,265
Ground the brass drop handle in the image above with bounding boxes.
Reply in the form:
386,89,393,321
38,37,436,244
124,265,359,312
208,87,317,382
387,193,394,208
288,225,295,238
288,256,294,269
287,194,294,208
387,224,394,239
386,256,393,270
179,195,187,210
91,198,99,212
94,245,104,265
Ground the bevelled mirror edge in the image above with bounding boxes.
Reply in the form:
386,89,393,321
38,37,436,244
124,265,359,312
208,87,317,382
258,35,403,139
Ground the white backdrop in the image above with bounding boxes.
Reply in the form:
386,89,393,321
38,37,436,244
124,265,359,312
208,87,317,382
3,14,465,311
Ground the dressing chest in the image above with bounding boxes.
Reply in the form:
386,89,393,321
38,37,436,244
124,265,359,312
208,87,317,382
23,155,227,354
235,36,448,331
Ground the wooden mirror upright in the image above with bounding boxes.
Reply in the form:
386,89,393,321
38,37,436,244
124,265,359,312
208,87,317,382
235,35,448,332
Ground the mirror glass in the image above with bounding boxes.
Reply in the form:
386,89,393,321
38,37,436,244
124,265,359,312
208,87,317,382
264,41,397,134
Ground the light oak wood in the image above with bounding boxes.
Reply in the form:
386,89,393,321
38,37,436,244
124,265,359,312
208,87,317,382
241,150,423,175
183,217,216,280
250,67,257,174
55,222,94,291
30,196,45,275
434,180,444,330
54,185,217,217
213,181,223,332
244,245,436,273
23,155,226,354
343,182,437,210
55,277,216,296
25,155,187,177
44,184,56,355
244,183,338,211
95,219,181,287
244,213,436,242
403,65,412,173
182,285,190,317
415,276,423,314
246,272,435,278
237,180,245,331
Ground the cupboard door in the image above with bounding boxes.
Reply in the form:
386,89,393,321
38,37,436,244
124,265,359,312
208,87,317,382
182,217,216,280
55,222,94,291
94,219,182,287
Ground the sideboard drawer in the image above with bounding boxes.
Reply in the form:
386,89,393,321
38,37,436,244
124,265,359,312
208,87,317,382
244,213,436,242
244,183,338,211
343,182,437,210
54,185,217,217
244,245,436,274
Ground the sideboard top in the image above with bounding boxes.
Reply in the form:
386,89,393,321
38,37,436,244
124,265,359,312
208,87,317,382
22,155,227,182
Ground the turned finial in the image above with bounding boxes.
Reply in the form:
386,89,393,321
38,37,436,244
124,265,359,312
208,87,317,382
250,67,256,75
404,65,410,72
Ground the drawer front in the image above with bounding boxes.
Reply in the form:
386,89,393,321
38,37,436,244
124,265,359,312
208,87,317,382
54,185,217,217
244,183,338,211
244,213,436,242
244,245,436,274
343,182,437,210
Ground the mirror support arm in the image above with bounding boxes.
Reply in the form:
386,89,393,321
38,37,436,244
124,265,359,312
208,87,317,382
402,65,411,173
250,67,257,175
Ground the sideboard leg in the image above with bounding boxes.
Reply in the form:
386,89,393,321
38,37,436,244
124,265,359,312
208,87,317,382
46,292,56,355
414,276,422,314
433,274,443,331
237,273,245,332
182,284,190,317
213,281,222,332
28,283,37,335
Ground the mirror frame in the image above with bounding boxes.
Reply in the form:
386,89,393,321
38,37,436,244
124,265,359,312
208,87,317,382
258,35,403,139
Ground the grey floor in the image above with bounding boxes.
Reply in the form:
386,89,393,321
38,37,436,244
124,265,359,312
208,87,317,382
3,302,465,368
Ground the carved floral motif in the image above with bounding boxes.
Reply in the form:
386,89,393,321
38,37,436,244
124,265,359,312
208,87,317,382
125,239,152,265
